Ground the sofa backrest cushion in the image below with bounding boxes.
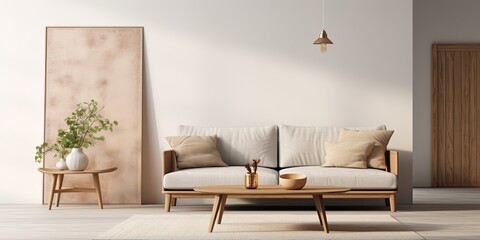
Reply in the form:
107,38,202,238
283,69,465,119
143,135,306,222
338,129,394,170
165,135,228,169
322,141,376,169
178,125,278,168
278,124,386,168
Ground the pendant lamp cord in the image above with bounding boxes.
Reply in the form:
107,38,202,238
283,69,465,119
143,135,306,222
322,0,325,29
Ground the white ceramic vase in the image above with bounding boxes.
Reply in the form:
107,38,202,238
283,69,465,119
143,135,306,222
55,158,68,170
66,148,89,170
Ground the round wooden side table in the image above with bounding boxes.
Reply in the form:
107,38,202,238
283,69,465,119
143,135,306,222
38,167,117,210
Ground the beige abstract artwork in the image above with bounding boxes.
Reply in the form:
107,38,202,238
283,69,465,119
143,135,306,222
44,27,143,204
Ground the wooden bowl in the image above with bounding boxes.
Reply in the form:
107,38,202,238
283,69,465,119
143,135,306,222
279,173,307,190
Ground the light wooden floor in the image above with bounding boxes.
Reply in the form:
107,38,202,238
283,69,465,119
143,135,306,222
1,188,479,240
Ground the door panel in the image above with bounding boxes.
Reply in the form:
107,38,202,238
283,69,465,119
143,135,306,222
432,44,480,187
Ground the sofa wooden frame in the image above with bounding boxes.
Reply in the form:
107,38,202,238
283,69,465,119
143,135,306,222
162,150,399,213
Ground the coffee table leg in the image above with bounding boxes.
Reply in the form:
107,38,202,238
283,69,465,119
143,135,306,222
217,195,228,224
48,174,58,210
313,194,329,233
56,174,64,207
208,194,224,232
312,195,323,225
92,173,103,209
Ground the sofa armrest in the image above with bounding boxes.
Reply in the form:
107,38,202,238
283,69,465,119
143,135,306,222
385,150,398,176
163,150,177,177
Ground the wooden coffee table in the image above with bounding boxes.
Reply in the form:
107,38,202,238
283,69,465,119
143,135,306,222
38,167,117,210
194,185,350,233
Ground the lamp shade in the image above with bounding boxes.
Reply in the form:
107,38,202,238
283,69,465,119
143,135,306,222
313,29,333,44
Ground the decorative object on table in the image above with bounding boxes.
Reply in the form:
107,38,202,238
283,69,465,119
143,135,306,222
44,27,143,204
35,100,118,171
66,148,89,171
279,173,307,190
244,159,261,189
55,158,68,170
313,0,333,53
61,100,118,171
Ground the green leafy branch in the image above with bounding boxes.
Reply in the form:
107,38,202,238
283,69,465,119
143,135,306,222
34,139,70,163
61,100,118,148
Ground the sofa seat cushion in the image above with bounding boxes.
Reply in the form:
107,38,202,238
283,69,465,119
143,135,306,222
279,166,397,190
164,166,279,190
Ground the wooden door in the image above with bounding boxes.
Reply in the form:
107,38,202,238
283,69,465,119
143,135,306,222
432,44,480,187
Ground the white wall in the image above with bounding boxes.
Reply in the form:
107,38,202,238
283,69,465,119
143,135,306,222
413,0,480,186
0,0,412,204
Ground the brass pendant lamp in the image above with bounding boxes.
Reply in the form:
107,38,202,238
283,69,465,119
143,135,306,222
313,0,333,53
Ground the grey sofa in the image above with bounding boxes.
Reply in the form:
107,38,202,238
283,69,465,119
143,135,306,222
162,125,398,212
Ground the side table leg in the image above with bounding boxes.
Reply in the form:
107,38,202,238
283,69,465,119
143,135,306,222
313,194,329,233
92,173,103,209
208,194,223,233
48,174,58,210
56,174,64,207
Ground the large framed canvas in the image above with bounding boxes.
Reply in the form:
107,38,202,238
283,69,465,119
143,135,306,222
43,27,143,204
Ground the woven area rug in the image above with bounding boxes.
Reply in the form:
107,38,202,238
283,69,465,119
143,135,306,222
95,212,424,240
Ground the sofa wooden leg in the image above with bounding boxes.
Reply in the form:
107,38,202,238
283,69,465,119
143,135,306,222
389,194,396,212
172,197,177,206
165,194,172,212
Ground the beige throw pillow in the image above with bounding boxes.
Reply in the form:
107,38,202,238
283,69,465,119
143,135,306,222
338,129,394,169
323,141,376,168
165,135,228,169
